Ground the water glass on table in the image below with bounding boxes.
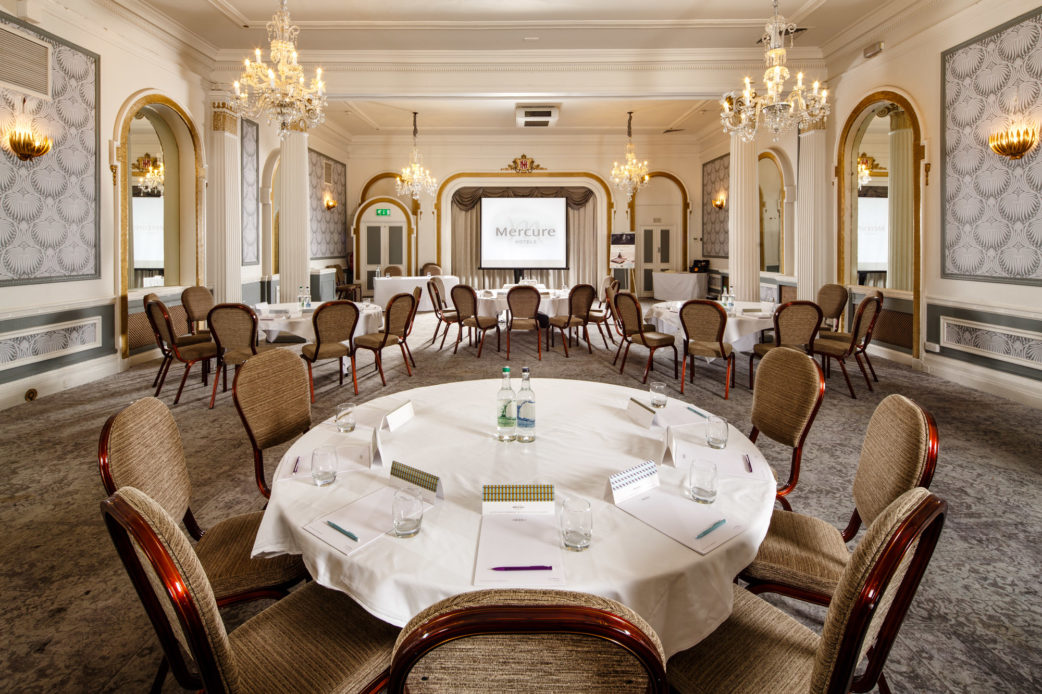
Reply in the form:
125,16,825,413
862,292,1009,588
392,488,424,537
649,381,667,408
311,445,337,487
560,497,593,551
335,402,357,433
706,415,728,449
686,461,718,504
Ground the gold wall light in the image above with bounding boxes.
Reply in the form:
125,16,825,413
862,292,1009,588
5,97,51,162
712,194,726,210
988,123,1039,160
323,193,338,210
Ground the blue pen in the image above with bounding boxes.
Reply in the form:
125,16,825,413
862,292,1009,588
686,406,708,419
696,518,726,539
326,520,359,542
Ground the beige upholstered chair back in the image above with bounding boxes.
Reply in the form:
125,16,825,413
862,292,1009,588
326,264,346,285
233,348,311,450
568,284,596,319
600,275,616,301
384,265,404,277
507,286,540,319
103,487,238,692
147,300,176,347
143,292,159,310
389,589,667,694
613,292,644,336
679,300,726,344
427,280,445,316
853,296,882,346
182,286,215,325
853,394,936,527
816,283,848,322
420,262,442,275
750,347,824,448
432,277,448,306
100,397,192,523
313,301,358,347
810,488,945,693
451,285,478,321
774,301,823,350
208,304,257,353
386,292,416,338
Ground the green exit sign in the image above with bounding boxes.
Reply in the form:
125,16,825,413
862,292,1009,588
376,208,390,216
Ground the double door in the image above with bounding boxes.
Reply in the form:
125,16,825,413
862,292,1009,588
363,223,406,294
637,226,674,297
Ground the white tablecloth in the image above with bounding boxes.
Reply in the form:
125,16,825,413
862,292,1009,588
652,272,708,301
257,302,383,344
252,378,775,658
645,301,773,354
475,289,570,320
374,275,459,312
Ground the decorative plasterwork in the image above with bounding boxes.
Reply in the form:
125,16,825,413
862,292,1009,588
211,101,239,134
240,118,259,265
0,316,102,371
941,315,1042,371
501,154,547,174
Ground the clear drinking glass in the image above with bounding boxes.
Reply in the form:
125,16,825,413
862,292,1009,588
560,497,593,551
649,381,667,408
706,415,728,449
311,445,337,486
335,402,357,433
392,488,424,537
686,461,718,504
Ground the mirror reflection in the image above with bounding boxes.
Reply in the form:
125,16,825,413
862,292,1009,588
128,105,181,289
757,153,783,273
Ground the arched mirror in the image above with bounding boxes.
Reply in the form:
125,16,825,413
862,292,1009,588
128,107,181,288
757,153,783,273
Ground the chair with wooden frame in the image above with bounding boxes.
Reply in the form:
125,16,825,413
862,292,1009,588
301,300,360,402
181,285,215,338
143,293,210,392
327,263,361,301
383,264,404,277
748,300,823,389
354,292,416,385
207,303,267,409
821,289,884,385
420,262,442,275
741,394,939,610
816,283,849,332
101,486,399,694
232,348,311,499
749,346,826,511
814,295,882,399
667,488,947,694
605,283,652,353
427,278,459,350
586,284,616,349
505,285,542,360
613,291,678,383
400,286,423,368
387,589,668,694
450,284,501,358
547,283,597,357
146,299,217,405
679,299,735,399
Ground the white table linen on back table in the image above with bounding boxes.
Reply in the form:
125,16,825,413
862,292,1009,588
252,378,775,658
646,300,772,354
475,289,571,320
652,272,708,301
256,302,383,343
374,275,459,312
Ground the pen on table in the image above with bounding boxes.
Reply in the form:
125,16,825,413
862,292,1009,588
686,406,708,419
742,454,752,473
491,565,553,572
326,520,359,542
696,519,726,539
292,456,301,474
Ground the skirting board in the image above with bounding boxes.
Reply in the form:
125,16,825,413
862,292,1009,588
0,353,120,411
924,352,1042,411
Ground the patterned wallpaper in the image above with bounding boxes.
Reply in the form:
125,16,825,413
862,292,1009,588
702,154,730,258
942,8,1042,285
0,319,98,370
308,149,347,259
942,317,1042,371
0,15,99,286
240,119,259,265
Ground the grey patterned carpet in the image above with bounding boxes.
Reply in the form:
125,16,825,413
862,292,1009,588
2,309,1040,692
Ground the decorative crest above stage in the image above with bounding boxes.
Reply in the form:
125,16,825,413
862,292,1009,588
501,154,547,174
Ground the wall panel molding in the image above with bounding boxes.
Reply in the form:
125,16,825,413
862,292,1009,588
701,153,729,258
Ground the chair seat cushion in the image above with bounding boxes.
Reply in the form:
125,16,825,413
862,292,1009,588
510,317,539,330
624,323,657,335
441,310,459,322
302,342,350,361
814,337,852,357
753,342,808,357
587,309,608,323
548,315,584,329
222,347,257,366
177,341,217,361
463,316,498,330
195,511,308,601
174,331,211,346
742,508,850,597
666,584,816,694
355,333,397,349
232,581,399,694
819,329,851,342
630,332,674,348
687,340,732,358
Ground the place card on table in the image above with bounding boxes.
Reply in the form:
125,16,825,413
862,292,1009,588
626,397,658,429
474,484,564,586
355,398,415,433
384,399,415,432
481,484,554,515
607,460,660,504
390,460,444,504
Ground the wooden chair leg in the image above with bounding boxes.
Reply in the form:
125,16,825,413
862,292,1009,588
584,326,593,353
619,342,632,374
399,342,412,376
405,341,416,368
724,355,733,400
776,494,793,511
613,336,626,365
306,360,315,403
453,323,463,354
155,356,173,397
862,349,879,381
350,354,359,395
560,326,570,357
173,361,193,405
837,356,856,398
536,327,542,360
339,356,344,386
672,344,678,378
208,358,222,409
854,352,873,391
439,323,451,350
642,347,655,383
222,361,228,392
374,351,386,385
149,656,169,694
680,353,688,394
477,328,488,358
748,354,756,389
595,322,610,349
506,327,511,360
496,325,501,352
152,355,170,388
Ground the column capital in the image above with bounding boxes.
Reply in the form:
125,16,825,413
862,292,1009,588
211,102,239,134
800,118,827,133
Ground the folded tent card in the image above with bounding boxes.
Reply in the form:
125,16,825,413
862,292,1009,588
354,398,415,433
474,484,565,586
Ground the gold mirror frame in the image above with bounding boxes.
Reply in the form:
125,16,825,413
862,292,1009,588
757,152,785,274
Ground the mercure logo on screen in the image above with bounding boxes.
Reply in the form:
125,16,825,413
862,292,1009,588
495,217,559,239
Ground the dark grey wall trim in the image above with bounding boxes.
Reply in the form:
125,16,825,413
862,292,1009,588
926,303,1042,381
0,304,115,384
242,280,262,306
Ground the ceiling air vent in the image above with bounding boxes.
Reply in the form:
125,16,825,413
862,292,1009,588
0,24,50,100
515,104,559,128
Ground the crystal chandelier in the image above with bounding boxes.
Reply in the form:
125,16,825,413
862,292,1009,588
857,154,871,189
231,0,326,136
396,112,437,200
610,112,650,203
720,0,830,141
141,161,164,195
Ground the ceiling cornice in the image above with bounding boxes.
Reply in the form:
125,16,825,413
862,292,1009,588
105,0,219,68
217,18,774,32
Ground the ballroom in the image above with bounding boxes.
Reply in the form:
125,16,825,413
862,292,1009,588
1,0,1040,692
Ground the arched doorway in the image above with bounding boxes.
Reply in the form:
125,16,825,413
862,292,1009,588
629,171,691,296
353,196,415,295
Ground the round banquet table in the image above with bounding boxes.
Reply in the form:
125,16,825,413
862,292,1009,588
252,378,776,657
646,300,773,354
475,289,571,320
256,302,384,343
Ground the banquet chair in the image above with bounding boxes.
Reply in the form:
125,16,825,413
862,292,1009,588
748,300,822,389
679,299,735,399
401,286,423,368
598,275,616,307
207,303,267,409
586,282,616,348
427,278,459,350
548,283,596,356
232,348,311,499
813,295,882,398
613,291,678,383
147,299,217,405
505,285,542,360
605,284,653,352
420,262,442,275
815,283,849,332
181,285,215,337
383,264,404,277
741,394,938,608
387,589,668,694
749,347,825,510
354,292,416,385
821,289,884,384
301,300,360,401
451,284,501,358
327,263,361,301
667,488,947,694
101,486,398,694
143,293,210,391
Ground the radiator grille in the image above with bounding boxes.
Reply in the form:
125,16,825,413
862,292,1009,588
0,25,50,99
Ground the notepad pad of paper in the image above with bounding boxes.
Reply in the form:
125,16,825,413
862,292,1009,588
303,486,433,557
473,484,565,586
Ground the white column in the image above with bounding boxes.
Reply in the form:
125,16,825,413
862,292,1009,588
795,120,827,300
260,185,273,276
728,133,759,301
278,129,311,303
783,184,797,276
888,111,914,291
209,102,241,303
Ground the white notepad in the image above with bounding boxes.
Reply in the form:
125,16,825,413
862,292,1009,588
303,486,432,557
473,513,566,586
616,484,744,554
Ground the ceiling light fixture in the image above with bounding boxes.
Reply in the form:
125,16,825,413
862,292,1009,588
720,0,830,141
141,160,164,195
231,0,326,136
396,112,437,201
610,112,650,203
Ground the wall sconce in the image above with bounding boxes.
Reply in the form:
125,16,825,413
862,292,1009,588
712,195,726,210
5,97,51,162
323,193,338,211
989,123,1039,160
